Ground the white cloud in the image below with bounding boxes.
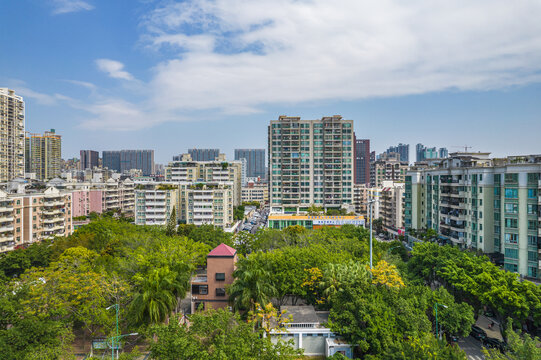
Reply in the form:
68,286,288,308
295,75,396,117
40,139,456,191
51,0,94,15
95,59,135,81
15,86,70,106
140,0,541,114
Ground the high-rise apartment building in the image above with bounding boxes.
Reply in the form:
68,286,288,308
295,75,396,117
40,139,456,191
184,148,220,162
385,143,409,163
234,149,266,179
268,115,354,212
404,152,541,279
354,137,370,185
80,150,99,170
439,148,449,158
0,89,25,182
102,150,154,175
25,129,62,180
370,152,409,187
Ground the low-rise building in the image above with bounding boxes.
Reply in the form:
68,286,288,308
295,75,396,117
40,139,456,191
134,183,177,226
0,187,73,253
267,214,365,230
191,243,237,313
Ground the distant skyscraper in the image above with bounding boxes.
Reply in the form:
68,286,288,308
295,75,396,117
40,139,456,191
187,148,220,161
25,129,62,180
0,88,25,181
439,147,449,158
416,143,449,162
234,149,265,179
103,150,154,176
354,136,370,185
385,143,409,163
80,150,99,170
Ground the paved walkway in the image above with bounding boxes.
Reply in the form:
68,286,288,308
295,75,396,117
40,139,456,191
458,336,485,360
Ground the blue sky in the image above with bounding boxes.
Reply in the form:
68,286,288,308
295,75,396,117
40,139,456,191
1,0,541,164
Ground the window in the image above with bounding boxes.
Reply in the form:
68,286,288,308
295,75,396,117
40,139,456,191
528,267,538,278
528,235,537,246
504,188,518,199
505,173,518,183
505,248,518,259
199,285,208,295
505,233,518,244
216,288,226,297
494,187,501,196
505,218,518,228
215,273,225,281
528,251,537,262
504,263,518,273
528,189,537,199
505,203,518,214
528,220,537,230
527,204,538,215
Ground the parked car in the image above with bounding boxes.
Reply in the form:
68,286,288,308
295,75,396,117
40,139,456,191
483,337,506,352
448,334,459,343
470,325,487,341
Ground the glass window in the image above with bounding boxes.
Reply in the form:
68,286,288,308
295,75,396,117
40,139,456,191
216,288,226,297
528,220,537,230
504,188,518,198
528,251,537,262
215,273,225,281
528,189,537,199
505,218,518,228
505,203,518,214
505,248,518,259
528,235,537,245
505,233,518,243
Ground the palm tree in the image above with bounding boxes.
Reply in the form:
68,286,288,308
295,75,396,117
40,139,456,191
320,261,370,301
130,266,183,324
228,259,277,312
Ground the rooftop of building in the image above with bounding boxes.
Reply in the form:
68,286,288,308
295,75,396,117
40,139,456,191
268,214,364,221
409,152,541,171
208,243,237,257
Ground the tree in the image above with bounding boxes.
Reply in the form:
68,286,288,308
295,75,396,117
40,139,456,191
149,309,302,360
228,258,277,311
247,302,292,336
234,205,245,220
165,206,176,236
188,225,233,248
307,204,323,215
130,266,184,325
483,320,541,360
0,242,51,280
319,261,370,304
429,287,474,338
370,260,405,289
380,333,467,360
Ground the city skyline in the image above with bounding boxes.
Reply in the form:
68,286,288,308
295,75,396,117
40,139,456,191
1,1,541,163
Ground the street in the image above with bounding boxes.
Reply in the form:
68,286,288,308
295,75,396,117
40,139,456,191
458,336,485,360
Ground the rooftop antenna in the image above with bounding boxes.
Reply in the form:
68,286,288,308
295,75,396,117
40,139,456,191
452,145,473,152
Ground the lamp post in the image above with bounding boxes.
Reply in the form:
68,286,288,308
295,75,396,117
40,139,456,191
434,303,448,339
368,199,378,270
106,304,138,360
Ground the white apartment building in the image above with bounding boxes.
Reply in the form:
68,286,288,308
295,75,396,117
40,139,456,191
135,184,177,226
405,153,541,279
177,182,234,229
165,159,243,206
241,183,269,205
0,88,25,182
380,181,405,234
269,115,354,213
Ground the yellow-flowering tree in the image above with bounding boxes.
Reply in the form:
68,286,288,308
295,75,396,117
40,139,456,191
247,302,292,336
370,260,405,288
301,267,324,305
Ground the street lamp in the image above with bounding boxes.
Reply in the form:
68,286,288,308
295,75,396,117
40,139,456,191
434,303,448,339
106,304,138,360
368,199,378,270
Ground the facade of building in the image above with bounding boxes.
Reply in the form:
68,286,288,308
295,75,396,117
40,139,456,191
0,187,73,253
404,153,541,279
102,150,154,176
191,243,237,313
370,152,408,187
241,182,269,206
134,183,177,226
177,182,234,228
0,88,25,182
165,160,243,206
80,150,99,170
234,149,266,179
268,115,354,212
354,137,370,185
184,148,220,162
385,143,409,163
267,214,365,230
380,181,405,233
25,129,62,180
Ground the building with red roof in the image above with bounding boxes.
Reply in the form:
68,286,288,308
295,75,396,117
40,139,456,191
190,243,238,312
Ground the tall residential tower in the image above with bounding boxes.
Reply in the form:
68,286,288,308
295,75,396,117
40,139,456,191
234,149,266,179
25,129,62,180
0,88,25,181
268,115,354,212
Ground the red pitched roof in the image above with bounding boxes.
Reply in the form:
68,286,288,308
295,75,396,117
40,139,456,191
208,243,237,257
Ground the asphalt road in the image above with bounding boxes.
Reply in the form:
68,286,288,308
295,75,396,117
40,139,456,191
458,336,485,360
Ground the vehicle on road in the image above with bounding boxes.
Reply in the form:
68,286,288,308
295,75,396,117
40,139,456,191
470,325,487,341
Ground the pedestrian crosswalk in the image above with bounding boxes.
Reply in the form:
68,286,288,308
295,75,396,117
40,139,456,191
468,355,484,360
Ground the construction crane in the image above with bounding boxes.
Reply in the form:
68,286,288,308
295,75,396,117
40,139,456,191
452,145,473,152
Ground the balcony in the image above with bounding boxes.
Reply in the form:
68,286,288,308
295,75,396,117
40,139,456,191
43,208,63,216
44,200,64,207
0,225,14,233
